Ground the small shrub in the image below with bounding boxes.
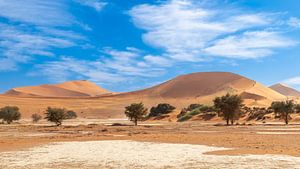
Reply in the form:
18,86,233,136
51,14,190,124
186,104,203,111
149,103,175,117
0,106,21,124
177,114,193,122
31,113,42,123
65,110,77,119
295,104,300,113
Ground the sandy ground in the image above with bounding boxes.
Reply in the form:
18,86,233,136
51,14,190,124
1,140,300,169
1,120,300,168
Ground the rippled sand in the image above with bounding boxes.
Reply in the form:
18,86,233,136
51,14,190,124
1,140,300,169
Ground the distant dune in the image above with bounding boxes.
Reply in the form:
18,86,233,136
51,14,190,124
0,72,288,118
270,83,300,98
4,80,110,98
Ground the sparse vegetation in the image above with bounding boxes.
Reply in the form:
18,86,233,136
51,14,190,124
271,100,295,124
125,102,148,126
177,104,216,122
65,110,77,119
0,106,21,124
295,104,300,113
31,113,42,123
213,93,243,125
148,103,176,117
44,107,66,126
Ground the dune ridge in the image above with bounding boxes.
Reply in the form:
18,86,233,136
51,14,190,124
4,80,110,98
270,83,300,97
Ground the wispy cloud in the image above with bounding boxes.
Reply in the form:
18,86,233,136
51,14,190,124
288,17,300,28
204,31,296,59
283,77,300,86
32,48,168,85
0,0,73,26
74,0,107,12
0,0,90,71
129,0,297,60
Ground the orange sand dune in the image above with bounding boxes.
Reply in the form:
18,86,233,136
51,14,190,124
0,72,288,118
270,83,300,98
4,80,110,98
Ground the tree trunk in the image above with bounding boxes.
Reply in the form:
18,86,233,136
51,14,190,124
231,119,234,125
134,119,138,126
226,118,229,125
285,113,289,125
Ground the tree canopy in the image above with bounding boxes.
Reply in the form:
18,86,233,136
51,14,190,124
213,93,243,125
125,102,148,126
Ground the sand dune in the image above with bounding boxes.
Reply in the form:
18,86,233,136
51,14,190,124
4,80,110,98
0,72,288,118
116,72,286,103
270,83,300,98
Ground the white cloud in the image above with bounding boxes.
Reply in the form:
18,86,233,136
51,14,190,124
129,0,296,60
0,1,89,71
74,0,107,12
0,23,81,71
33,48,168,84
283,77,300,86
0,0,73,26
288,17,300,28
204,31,296,59
144,55,172,67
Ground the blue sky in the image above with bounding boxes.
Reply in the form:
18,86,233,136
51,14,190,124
0,0,300,93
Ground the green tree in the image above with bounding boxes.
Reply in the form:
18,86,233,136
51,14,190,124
44,107,66,126
125,102,148,126
149,103,175,117
213,94,243,125
0,106,21,124
271,100,294,124
31,113,42,123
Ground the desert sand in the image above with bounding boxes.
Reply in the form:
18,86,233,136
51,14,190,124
1,121,300,168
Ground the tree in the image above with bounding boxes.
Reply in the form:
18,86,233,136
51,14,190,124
65,110,77,119
148,103,176,117
125,102,148,126
271,100,294,124
0,106,21,124
44,107,66,126
213,94,243,125
31,113,42,123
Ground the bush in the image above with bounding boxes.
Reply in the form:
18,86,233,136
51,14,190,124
148,103,176,117
0,106,21,124
44,107,66,126
177,114,193,122
177,104,215,122
65,110,77,119
295,104,300,113
186,104,203,111
31,113,42,123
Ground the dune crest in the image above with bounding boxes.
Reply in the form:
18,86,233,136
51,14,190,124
4,80,110,98
270,83,300,98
